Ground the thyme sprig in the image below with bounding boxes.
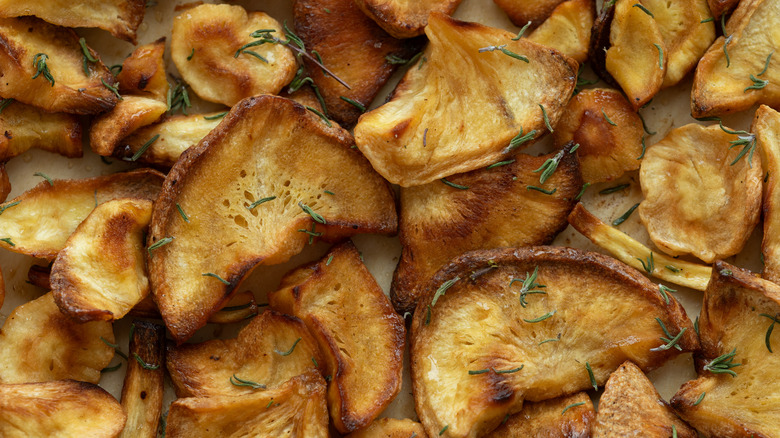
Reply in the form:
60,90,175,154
658,284,676,305
506,128,537,152
533,149,565,184
340,96,365,112
703,348,741,377
651,326,686,352
101,78,122,100
131,134,159,161
167,79,191,115
230,374,266,389
510,266,547,307
718,122,757,167
32,53,55,86
745,74,769,92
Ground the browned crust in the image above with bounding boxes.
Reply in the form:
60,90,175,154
484,392,594,437
119,320,165,438
0,163,8,203
113,0,146,43
354,0,463,38
117,37,168,100
494,0,568,27
588,2,618,88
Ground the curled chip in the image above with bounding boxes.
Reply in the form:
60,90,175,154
90,96,168,156
754,105,780,284
0,99,82,161
484,392,594,437
117,38,169,101
354,0,463,38
527,0,596,63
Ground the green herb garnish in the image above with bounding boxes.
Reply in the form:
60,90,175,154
637,136,647,160
527,185,557,195
602,108,618,126
703,348,741,377
275,337,302,356
32,53,54,86
658,284,676,305
431,276,460,307
441,178,469,190
0,237,14,247
101,78,122,100
632,3,654,16
34,172,53,186
561,401,586,415
133,353,160,370
693,392,706,405
230,374,266,389
247,196,276,210
187,48,195,61
167,80,191,115
533,149,564,184
204,111,228,120
510,266,547,307
306,105,332,127
638,252,655,274
148,237,173,256
202,272,230,285
511,21,532,40
523,310,556,323
665,265,681,273
760,313,779,353
612,203,639,226
299,201,326,224
653,43,664,69
575,183,591,200
599,183,630,195
539,104,554,132
79,38,97,76
586,362,597,390
176,202,190,222
478,44,529,63
340,96,366,112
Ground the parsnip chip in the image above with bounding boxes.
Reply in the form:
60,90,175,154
0,168,164,259
354,13,578,187
131,291,259,324
90,96,168,156
671,262,780,436
270,241,405,433
0,380,126,438
51,198,152,322
293,0,424,127
0,163,8,203
392,144,582,314
117,38,169,102
593,361,696,437
119,321,165,438
708,0,739,21
552,88,643,183
0,17,118,115
0,0,144,43
354,0,462,38
755,105,780,284
639,123,762,263
494,0,568,27
344,418,427,438
568,203,713,291
167,310,322,398
527,0,595,63
166,370,329,438
0,292,114,384
692,0,780,118
147,95,396,343
484,392,594,437
170,4,297,106
411,247,698,438
0,98,82,161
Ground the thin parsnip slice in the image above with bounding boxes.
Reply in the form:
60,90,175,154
119,321,165,438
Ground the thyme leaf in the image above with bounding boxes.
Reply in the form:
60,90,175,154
131,134,159,161
637,252,655,274
511,21,532,40
510,266,547,307
561,401,586,415
34,172,53,186
247,196,276,210
176,203,190,222
523,310,556,323
230,374,266,389
586,362,597,390
527,185,557,195
202,272,230,285
632,3,654,16
133,353,160,370
274,337,302,356
431,276,460,307
759,313,780,353
539,104,554,132
441,178,469,190
612,203,639,226
478,44,529,63
148,237,173,256
204,111,228,120
299,201,326,224
602,108,617,126
339,96,366,112
599,183,630,195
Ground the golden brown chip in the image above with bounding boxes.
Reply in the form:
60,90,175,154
293,0,424,127
270,241,405,433
671,262,780,436
51,198,152,322
354,13,578,187
166,370,329,438
0,0,144,43
553,88,643,183
344,418,427,438
484,393,594,438
0,380,126,438
0,292,114,384
119,321,165,438
527,0,595,63
354,0,463,38
170,3,297,106
117,38,169,101
0,17,118,114
639,123,762,263
755,105,780,284
0,168,164,259
148,95,396,343
392,144,582,314
90,96,168,156
205,291,259,323
0,98,82,161
592,361,696,437
166,310,322,398
118,113,222,166
411,247,698,438
494,0,568,27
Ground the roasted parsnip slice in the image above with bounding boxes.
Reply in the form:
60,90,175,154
692,0,780,118
0,168,163,259
411,247,698,438
344,418,427,438
708,0,739,22
484,392,594,438
0,17,118,114
0,163,8,203
148,95,396,343
568,203,712,290
118,113,222,166
90,96,168,156
593,361,696,437
166,370,329,438
51,198,152,322
671,262,780,436
0,380,126,438
0,99,82,161
354,0,462,38
269,241,405,433
167,310,322,398
354,13,578,186
129,291,259,323
0,292,114,384
293,0,423,127
392,144,582,314
494,0,567,27
117,38,169,101
639,123,762,263
171,4,297,106
0,0,143,43
119,321,165,438
552,88,643,183
755,105,780,284
527,0,595,63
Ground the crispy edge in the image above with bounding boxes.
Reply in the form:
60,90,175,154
119,320,165,438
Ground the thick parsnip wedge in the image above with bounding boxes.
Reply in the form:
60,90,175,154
118,113,222,166
411,247,698,438
639,124,762,263
0,292,114,384
171,4,297,106
51,199,152,322
148,95,396,343
166,370,329,438
593,361,696,437
90,96,168,156
692,0,780,118
494,0,567,27
293,0,423,127
527,0,595,63
0,99,82,161
345,418,427,438
117,38,168,102
0,0,144,43
0,168,163,259
0,17,118,114
392,145,582,314
0,380,126,438
354,0,462,38
484,393,594,438
552,88,643,183
755,105,780,284
167,310,322,398
270,241,405,433
671,262,780,436
119,321,165,438
354,13,578,186
568,203,712,290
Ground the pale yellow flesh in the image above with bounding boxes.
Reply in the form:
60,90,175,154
528,0,594,63
0,99,82,161
119,114,222,167
755,105,780,283
90,97,168,156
